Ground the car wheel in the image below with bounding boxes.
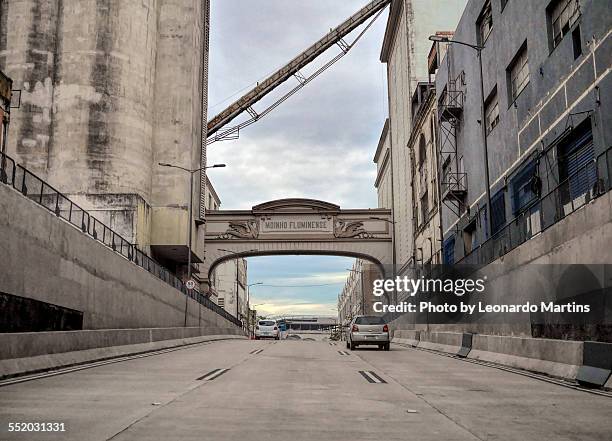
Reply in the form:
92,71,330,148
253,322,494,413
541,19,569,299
384,343,390,351
378,344,383,350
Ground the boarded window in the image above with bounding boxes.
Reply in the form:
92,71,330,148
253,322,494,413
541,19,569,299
491,190,506,236
477,0,493,45
485,86,499,135
558,120,595,204
443,236,455,264
510,160,538,215
508,44,529,101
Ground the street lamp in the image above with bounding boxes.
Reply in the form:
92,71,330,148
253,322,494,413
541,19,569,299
428,34,493,238
158,162,226,327
218,248,258,324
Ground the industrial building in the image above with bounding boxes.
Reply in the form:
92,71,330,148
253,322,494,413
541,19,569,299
0,0,212,280
433,0,611,267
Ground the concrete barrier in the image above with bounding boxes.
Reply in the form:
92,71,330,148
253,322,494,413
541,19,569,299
0,327,246,379
390,329,612,385
468,334,583,380
392,330,420,346
417,331,465,354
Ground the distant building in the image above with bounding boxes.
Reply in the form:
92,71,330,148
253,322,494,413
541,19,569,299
282,316,337,332
379,0,467,275
338,259,380,325
203,177,247,320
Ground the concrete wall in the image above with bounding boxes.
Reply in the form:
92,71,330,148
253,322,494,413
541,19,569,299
391,185,612,339
0,182,241,331
0,328,244,378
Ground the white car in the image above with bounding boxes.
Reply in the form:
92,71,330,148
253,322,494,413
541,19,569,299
255,320,280,340
347,315,390,350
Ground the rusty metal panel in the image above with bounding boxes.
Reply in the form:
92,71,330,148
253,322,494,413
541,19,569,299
0,70,12,110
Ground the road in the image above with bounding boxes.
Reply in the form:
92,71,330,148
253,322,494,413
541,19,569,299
1,339,611,441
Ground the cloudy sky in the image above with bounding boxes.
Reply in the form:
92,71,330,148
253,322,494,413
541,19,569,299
207,0,389,317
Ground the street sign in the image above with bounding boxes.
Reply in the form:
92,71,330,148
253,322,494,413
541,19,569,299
186,280,197,290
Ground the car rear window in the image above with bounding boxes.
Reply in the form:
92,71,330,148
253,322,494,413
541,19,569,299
258,321,275,326
355,316,385,325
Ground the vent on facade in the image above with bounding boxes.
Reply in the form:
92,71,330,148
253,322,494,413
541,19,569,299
218,298,225,308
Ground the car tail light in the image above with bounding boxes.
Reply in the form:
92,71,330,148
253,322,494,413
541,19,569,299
274,326,278,330
383,324,389,332
352,324,359,332
256,325,259,330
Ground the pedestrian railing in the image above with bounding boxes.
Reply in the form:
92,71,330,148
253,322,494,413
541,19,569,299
456,145,612,266
0,152,242,327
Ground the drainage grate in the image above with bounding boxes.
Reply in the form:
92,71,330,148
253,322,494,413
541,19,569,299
196,368,230,381
250,348,264,354
337,350,350,356
358,370,387,384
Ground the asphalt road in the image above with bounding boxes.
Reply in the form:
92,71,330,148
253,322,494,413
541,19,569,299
1,339,611,441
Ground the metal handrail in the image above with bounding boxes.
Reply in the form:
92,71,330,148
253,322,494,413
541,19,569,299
456,145,612,265
0,152,242,327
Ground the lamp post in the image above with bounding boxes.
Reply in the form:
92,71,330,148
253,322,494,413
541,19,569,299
158,162,226,327
428,35,493,238
218,248,257,324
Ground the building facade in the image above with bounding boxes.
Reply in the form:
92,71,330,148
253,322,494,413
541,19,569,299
379,0,467,275
203,176,248,321
407,77,442,271
338,259,380,325
0,0,211,278
433,0,612,268
214,258,247,322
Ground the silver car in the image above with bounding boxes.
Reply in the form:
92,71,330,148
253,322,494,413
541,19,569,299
347,315,390,351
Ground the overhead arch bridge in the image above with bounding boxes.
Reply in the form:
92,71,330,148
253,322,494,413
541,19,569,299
202,199,393,291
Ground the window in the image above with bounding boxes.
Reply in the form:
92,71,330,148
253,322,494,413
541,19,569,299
443,236,455,265
572,25,582,59
421,191,429,225
549,0,580,48
484,86,499,135
218,298,225,308
508,43,529,102
491,190,506,236
463,221,478,254
558,120,595,204
477,0,493,45
510,160,538,214
418,134,427,169
355,316,385,325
